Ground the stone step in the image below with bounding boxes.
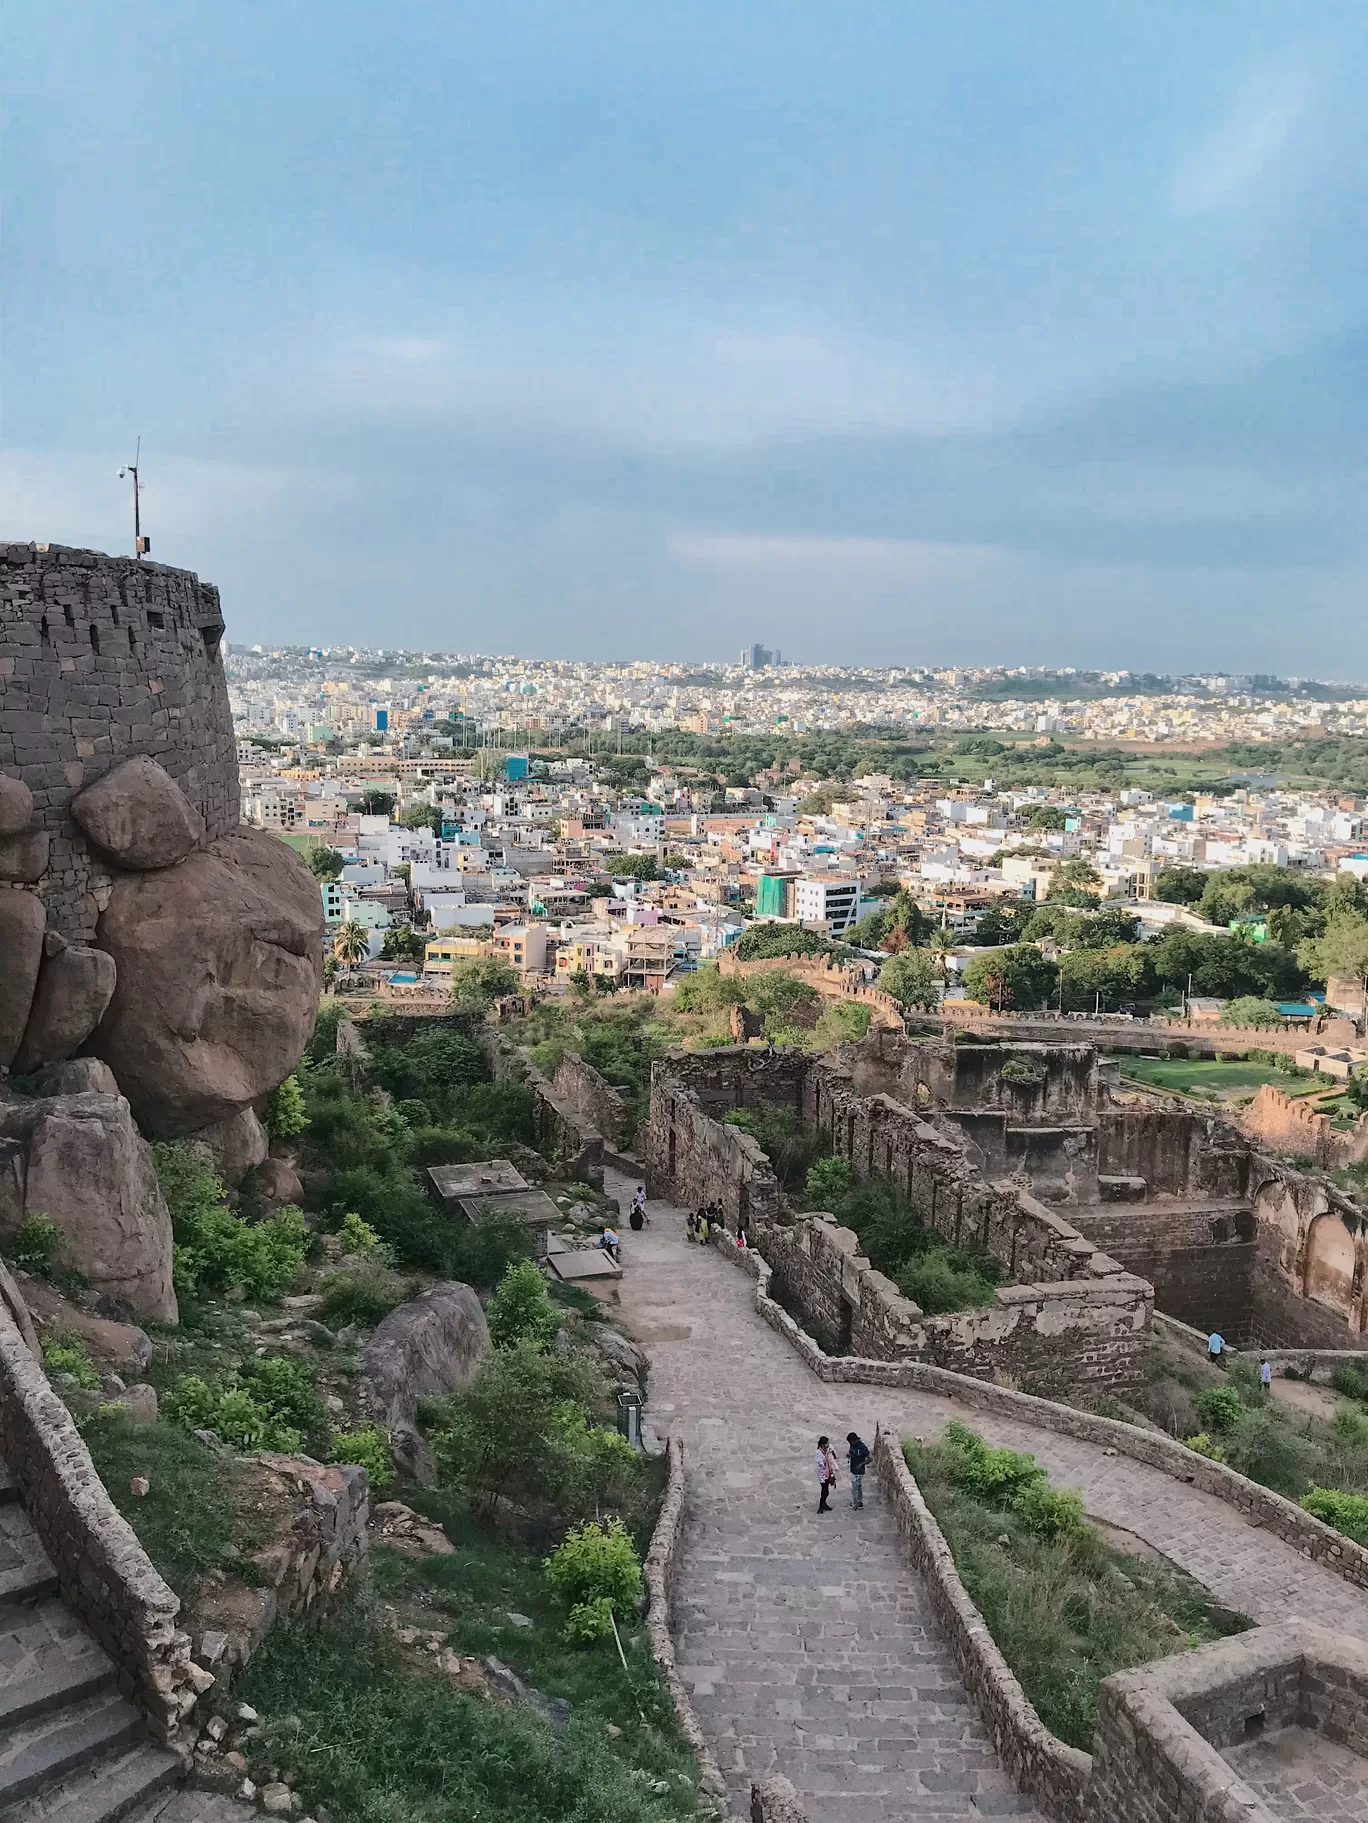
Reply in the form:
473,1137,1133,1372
0,1560,61,1623
0,1694,145,1810
0,1743,182,1823
0,1633,116,1742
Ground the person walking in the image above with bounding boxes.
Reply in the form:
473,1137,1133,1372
1259,1356,1273,1397
1207,1330,1226,1365
816,1436,837,1513
846,1431,871,1508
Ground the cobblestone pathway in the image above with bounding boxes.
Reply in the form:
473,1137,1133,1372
609,1174,1368,1821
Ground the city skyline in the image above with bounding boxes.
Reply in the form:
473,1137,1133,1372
6,3,1368,672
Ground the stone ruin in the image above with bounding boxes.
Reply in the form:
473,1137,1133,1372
0,544,324,1319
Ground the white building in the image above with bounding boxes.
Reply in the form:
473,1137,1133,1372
793,876,860,936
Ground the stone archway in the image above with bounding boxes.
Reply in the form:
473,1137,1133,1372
1304,1213,1357,1320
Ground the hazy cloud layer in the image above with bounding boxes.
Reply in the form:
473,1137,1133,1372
5,1,1368,673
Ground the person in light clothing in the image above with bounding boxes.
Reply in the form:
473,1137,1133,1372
816,1436,837,1513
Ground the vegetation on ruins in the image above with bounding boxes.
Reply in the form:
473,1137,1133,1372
904,1422,1253,1751
799,1170,1004,1315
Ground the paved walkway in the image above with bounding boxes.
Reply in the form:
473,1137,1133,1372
608,1173,1368,1822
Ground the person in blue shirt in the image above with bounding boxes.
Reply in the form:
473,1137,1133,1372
846,1432,871,1508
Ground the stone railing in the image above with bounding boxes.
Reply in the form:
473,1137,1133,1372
723,1238,1368,1595
873,1429,1091,1823
0,1300,197,1739
643,1437,729,1805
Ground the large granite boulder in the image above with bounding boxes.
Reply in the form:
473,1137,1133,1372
0,890,46,1069
91,828,324,1136
0,776,34,840
362,1283,491,1483
71,755,204,872
194,1107,269,1186
0,832,50,884
0,1091,176,1322
256,1154,304,1205
14,936,117,1073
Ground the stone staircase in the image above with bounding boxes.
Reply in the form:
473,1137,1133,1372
0,1464,182,1823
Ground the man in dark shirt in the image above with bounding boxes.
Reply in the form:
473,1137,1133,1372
846,1431,871,1508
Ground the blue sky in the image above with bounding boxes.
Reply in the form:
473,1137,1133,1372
5,1,1367,672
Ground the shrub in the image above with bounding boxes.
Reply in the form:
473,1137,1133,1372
1184,1432,1227,1462
41,1330,101,1391
162,1372,305,1452
5,1214,67,1275
1333,1365,1368,1403
337,1211,390,1260
330,1426,395,1492
1012,1479,1087,1540
1223,1408,1318,1497
1301,1486,1368,1546
1194,1385,1244,1432
239,1355,325,1435
544,1518,642,1644
897,1249,999,1315
267,1074,309,1140
155,1143,311,1303
317,1261,411,1330
805,1156,853,1204
939,1421,1049,1506
999,1058,1044,1083
486,1260,560,1352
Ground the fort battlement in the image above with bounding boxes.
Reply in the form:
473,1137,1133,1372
0,543,239,938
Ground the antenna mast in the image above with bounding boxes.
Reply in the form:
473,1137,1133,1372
118,439,149,557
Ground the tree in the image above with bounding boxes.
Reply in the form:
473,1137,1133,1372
266,1074,308,1141
1024,805,1068,830
882,887,926,952
879,950,939,1010
1049,857,1104,907
928,926,958,978
333,922,370,969
974,901,1035,947
360,788,396,817
733,925,832,962
307,845,345,881
1151,866,1208,906
486,1259,560,1351
963,946,1058,1013
605,853,659,881
402,803,444,832
380,926,427,965
1221,997,1283,1029
1299,912,1368,1022
447,955,520,1014
1057,944,1154,1012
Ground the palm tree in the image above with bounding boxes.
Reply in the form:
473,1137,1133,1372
929,925,957,981
333,921,370,976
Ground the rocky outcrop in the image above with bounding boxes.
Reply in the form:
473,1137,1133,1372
0,1091,176,1322
71,755,205,872
256,1154,304,1205
0,774,34,839
29,1057,120,1097
362,1283,491,1481
14,934,117,1072
19,1277,153,1373
194,1106,269,1186
0,830,50,882
92,828,324,1136
0,890,45,1068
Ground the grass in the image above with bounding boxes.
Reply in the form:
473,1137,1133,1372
233,1488,704,1823
81,1411,245,1600
1118,1057,1323,1102
905,1425,1252,1750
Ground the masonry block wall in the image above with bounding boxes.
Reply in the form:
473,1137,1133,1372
0,544,239,938
550,1054,630,1152
1067,1203,1258,1339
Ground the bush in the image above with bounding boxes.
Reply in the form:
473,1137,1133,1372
1195,1385,1245,1432
317,1261,411,1330
41,1330,101,1391
544,1518,642,1643
330,1427,395,1493
162,1375,303,1452
1223,1408,1319,1497
267,1074,309,1140
239,1355,325,1435
897,1249,1000,1315
1184,1432,1227,1462
1333,1365,1368,1403
154,1143,311,1303
337,1211,390,1261
487,1260,560,1352
1301,1486,1368,1546
4,1213,67,1275
804,1156,853,1204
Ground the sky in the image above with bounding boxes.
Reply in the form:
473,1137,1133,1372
4,1,1368,674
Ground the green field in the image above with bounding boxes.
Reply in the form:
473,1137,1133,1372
1117,1057,1325,1103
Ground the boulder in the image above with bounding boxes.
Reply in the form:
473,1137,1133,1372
71,755,204,871
0,831,50,885
0,1092,176,1322
14,937,117,1073
362,1283,491,1483
92,828,324,1136
0,1257,41,1359
256,1154,305,1205
0,775,34,840
0,890,46,1069
194,1107,269,1186
28,1058,120,1098
19,1278,154,1373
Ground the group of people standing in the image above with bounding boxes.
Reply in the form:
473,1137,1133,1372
816,1432,871,1511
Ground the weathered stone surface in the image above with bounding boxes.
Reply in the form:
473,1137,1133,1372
0,1092,176,1321
256,1154,305,1205
195,1108,269,1187
92,828,324,1136
28,1056,120,1097
0,1256,41,1359
0,773,34,839
71,754,205,871
19,1276,154,1371
14,938,117,1072
0,829,50,883
362,1283,491,1481
0,889,46,1068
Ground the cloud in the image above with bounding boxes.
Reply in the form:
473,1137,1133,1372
1170,70,1311,216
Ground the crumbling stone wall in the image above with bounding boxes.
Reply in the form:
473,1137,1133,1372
0,544,239,939
1067,1202,1258,1340
550,1053,631,1152
1243,1082,1368,1171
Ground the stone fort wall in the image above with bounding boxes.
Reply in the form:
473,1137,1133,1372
0,543,239,938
